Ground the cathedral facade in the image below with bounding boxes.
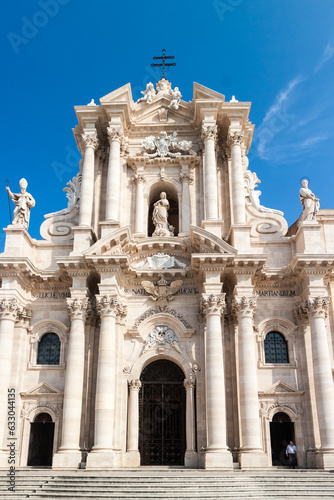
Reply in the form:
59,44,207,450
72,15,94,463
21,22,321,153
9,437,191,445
1,78,334,470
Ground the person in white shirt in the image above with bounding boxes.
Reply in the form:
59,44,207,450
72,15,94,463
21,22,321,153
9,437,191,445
286,440,297,468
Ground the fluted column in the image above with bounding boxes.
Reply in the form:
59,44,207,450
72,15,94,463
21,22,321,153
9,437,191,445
200,294,232,468
202,124,218,220
180,171,193,234
87,296,126,467
53,298,88,467
132,172,145,235
296,297,334,467
79,133,98,227
184,377,197,465
127,380,141,455
106,126,123,222
0,300,19,464
228,131,246,224
232,296,267,468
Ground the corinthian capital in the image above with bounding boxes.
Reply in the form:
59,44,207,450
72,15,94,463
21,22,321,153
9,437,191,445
107,126,124,143
201,124,218,142
82,132,99,150
295,296,330,320
67,298,89,320
129,379,141,392
180,172,194,184
96,295,127,318
200,294,226,317
131,172,146,184
227,130,244,147
232,295,257,318
0,299,19,321
184,377,196,391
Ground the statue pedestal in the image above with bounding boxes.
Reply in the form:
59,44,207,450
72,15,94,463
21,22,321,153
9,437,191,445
71,227,96,254
3,225,34,258
230,225,252,252
295,222,324,254
100,220,120,239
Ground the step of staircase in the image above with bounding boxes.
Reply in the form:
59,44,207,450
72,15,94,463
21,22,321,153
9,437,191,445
1,470,334,499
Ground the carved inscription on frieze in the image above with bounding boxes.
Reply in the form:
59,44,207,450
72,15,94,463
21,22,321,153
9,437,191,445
32,291,71,299
124,287,198,296
255,290,296,297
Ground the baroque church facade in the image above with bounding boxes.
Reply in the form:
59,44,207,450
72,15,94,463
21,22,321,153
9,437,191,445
1,77,334,470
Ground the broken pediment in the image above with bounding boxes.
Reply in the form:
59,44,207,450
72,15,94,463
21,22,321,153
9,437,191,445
190,226,237,255
99,82,133,105
193,82,225,102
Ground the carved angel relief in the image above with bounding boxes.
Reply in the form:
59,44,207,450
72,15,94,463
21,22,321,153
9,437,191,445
141,274,183,305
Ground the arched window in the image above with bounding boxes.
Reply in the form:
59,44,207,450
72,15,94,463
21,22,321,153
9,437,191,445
264,331,289,364
37,333,61,365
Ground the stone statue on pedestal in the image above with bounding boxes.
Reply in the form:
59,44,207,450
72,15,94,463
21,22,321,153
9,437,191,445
6,178,35,229
299,179,320,221
152,192,174,237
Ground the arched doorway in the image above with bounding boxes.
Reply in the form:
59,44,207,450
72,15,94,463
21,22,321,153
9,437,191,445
139,359,186,465
148,183,179,236
27,413,54,466
270,412,295,466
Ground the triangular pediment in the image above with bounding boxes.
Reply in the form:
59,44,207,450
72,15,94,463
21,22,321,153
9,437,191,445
193,82,225,102
263,381,299,394
134,100,193,126
22,382,62,396
100,83,133,105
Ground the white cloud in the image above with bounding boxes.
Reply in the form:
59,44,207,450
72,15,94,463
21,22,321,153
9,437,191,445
299,136,328,148
314,43,334,73
262,76,303,125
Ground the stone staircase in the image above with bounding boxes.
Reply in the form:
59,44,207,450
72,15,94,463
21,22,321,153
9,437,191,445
1,469,334,499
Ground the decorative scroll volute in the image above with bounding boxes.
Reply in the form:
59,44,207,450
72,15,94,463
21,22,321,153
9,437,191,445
232,295,257,319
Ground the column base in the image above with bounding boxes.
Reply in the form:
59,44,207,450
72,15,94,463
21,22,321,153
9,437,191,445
204,450,233,469
100,220,120,238
124,450,141,467
86,451,120,468
52,451,82,468
315,450,334,469
239,450,268,469
185,450,198,467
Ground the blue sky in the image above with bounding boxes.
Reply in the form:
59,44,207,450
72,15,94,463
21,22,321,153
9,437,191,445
1,0,334,250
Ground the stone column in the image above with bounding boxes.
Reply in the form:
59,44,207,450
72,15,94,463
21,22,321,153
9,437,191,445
180,170,194,235
184,377,197,466
296,297,334,468
87,296,126,468
0,300,19,466
79,133,98,227
202,124,218,221
228,131,246,225
232,296,267,468
132,172,145,236
200,294,232,468
53,298,88,468
126,379,141,465
106,126,123,222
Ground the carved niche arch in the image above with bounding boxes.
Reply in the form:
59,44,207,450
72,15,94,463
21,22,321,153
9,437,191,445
28,319,69,369
125,312,196,380
147,181,180,236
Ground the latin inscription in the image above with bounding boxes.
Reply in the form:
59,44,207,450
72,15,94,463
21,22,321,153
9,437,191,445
255,290,295,297
32,291,70,299
124,287,198,295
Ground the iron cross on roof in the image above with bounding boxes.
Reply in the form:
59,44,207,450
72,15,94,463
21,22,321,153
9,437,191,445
151,49,176,79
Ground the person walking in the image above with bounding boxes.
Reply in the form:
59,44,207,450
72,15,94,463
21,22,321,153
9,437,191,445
286,440,297,468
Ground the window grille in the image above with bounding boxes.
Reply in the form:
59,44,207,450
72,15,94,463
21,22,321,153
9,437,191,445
37,333,60,365
264,331,289,364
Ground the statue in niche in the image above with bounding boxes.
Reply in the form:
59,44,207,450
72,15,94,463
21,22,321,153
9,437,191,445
137,82,156,104
152,192,174,237
299,179,320,221
6,178,35,229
